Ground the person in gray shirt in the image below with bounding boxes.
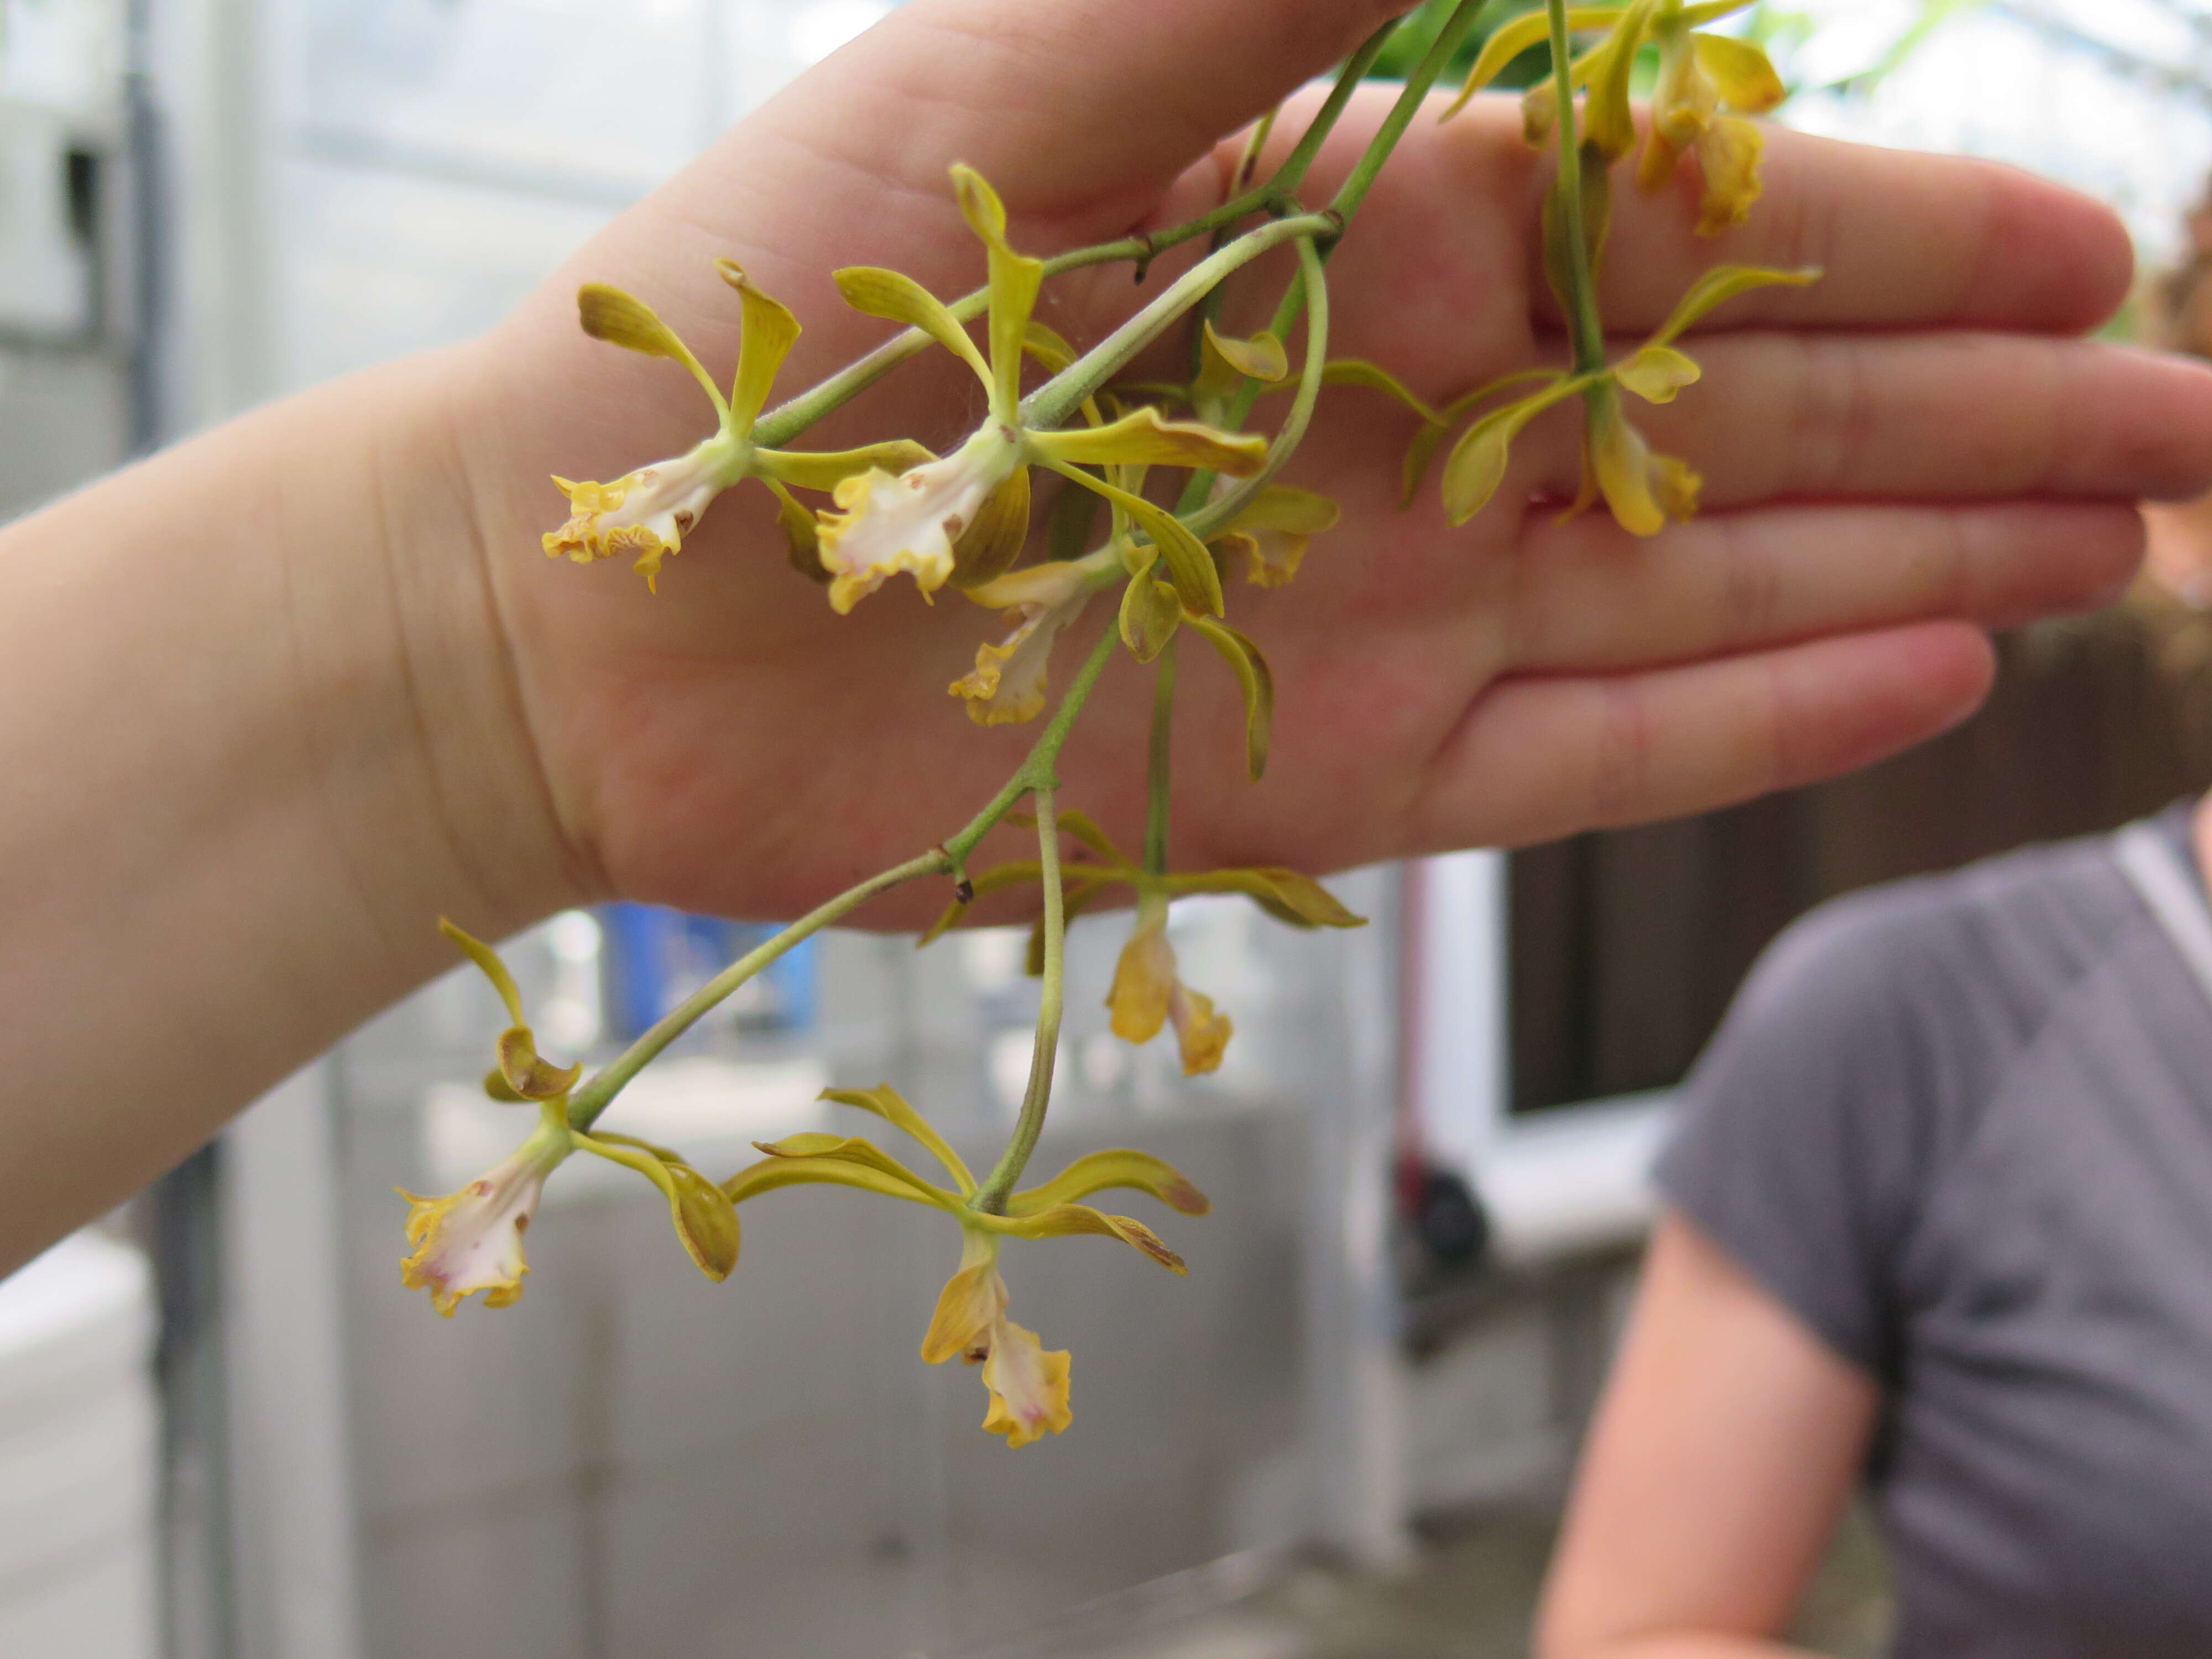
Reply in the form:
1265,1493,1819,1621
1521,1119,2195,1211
1537,797,2212,1659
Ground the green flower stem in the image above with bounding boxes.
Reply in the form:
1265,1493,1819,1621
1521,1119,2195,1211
973,783,1066,1213
942,625,1119,866
1022,212,1338,430
570,627,1120,1135
1546,0,1609,375
1186,236,1331,538
567,848,948,1131
1328,0,1492,225
1145,637,1178,878
749,26,1392,456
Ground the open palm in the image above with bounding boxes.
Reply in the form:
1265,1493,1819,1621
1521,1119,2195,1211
454,0,2212,926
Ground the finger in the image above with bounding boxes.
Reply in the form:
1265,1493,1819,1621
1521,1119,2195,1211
1483,335,2212,509
1495,502,2141,675
753,0,1404,236
1507,106,2128,335
1415,622,1996,849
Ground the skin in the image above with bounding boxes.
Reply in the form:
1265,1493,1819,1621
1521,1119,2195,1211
3,0,2211,1277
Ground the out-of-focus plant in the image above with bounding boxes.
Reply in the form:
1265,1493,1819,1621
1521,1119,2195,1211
403,0,1816,1451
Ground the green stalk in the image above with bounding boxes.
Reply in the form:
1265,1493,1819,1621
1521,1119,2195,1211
1022,212,1337,429
1181,235,1332,538
750,27,1391,454
1546,0,1609,374
973,784,1066,1212
943,625,1119,867
1328,0,1493,223
567,848,946,1130
1145,638,1178,877
571,627,1119,1134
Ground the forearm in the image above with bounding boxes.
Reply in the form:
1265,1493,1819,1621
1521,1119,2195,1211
0,341,581,1270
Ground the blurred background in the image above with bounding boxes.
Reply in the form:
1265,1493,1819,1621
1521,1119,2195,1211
6,1,2212,1655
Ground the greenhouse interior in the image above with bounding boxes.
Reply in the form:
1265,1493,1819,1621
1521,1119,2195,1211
7,0,2212,1656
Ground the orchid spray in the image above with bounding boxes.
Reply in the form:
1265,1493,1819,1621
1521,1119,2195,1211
406,0,1814,1449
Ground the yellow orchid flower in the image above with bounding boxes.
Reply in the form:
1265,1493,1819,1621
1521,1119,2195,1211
723,1084,1209,1446
816,164,1268,617
1108,897,1234,1076
950,557,1114,726
544,263,931,592
1207,482,1341,589
920,810,1366,1071
1443,1,1782,234
1427,263,1817,535
398,922,740,1315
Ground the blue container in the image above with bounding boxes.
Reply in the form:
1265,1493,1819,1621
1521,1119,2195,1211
599,904,818,1043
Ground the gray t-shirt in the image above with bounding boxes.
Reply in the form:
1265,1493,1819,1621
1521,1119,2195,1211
1657,801,2212,1658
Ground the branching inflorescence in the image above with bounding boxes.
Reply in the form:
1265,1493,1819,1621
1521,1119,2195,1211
403,0,1818,1450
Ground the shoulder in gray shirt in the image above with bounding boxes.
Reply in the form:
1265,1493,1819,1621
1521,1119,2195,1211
1658,800,2212,1659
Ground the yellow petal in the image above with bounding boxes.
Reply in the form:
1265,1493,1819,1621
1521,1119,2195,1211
757,440,935,493
950,465,1034,591
570,1131,741,1281
1107,919,1175,1044
1322,358,1446,427
979,1317,1073,1448
833,265,992,390
721,1151,955,1209
494,1026,582,1101
575,283,727,417
921,1243,1004,1364
746,1132,954,1201
1693,31,1785,113
1166,866,1368,930
1169,984,1233,1076
1585,0,1662,161
1613,344,1702,404
1181,612,1274,782
1695,115,1767,236
1118,575,1182,665
820,1083,978,1196
1441,7,1623,119
438,917,526,1026
981,1204,1189,1274
765,476,830,585
1058,468,1222,617
713,258,801,431
949,165,1044,414
1030,406,1268,476
1586,389,1697,538
1006,1149,1212,1219
1648,263,1820,348
1440,378,1578,525
1194,320,1290,406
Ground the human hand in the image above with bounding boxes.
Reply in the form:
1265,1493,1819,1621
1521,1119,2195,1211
446,0,2212,926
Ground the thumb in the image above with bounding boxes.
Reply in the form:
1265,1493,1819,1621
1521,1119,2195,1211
767,0,1407,231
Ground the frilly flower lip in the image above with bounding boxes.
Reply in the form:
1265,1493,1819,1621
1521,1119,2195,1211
819,163,1265,617
543,435,741,592
720,1082,1209,1446
543,264,930,592
949,559,1104,725
1444,1,1782,234
399,1121,570,1317
817,424,1025,614
921,1233,1072,1449
397,922,742,1317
